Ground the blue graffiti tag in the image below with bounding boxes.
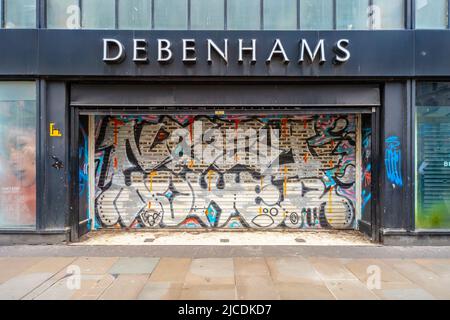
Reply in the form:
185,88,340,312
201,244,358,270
361,190,372,210
385,136,403,187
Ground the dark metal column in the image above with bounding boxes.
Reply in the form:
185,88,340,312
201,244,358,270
380,82,410,237
42,82,70,234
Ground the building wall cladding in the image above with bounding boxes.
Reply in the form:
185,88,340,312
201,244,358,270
1,3,450,243
91,114,358,230
0,75,424,244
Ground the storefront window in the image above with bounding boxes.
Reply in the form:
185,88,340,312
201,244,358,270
4,0,36,28
264,0,297,30
415,0,448,29
300,0,334,30
82,0,115,29
416,82,450,229
227,0,260,30
0,82,36,229
154,0,188,30
43,0,409,31
372,0,405,30
336,0,370,30
118,0,151,30
46,0,80,29
191,0,224,30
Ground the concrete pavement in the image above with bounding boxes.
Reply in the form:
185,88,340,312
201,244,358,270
0,247,450,300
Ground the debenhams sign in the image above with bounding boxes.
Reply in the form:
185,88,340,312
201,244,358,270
102,38,351,65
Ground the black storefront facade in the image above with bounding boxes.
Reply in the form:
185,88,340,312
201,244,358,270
1,26,450,245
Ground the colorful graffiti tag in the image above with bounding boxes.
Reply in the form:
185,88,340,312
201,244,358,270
91,115,357,230
385,136,403,188
361,127,372,213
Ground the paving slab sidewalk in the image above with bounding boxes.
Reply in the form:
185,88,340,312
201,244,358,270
0,253,449,300
1,243,450,300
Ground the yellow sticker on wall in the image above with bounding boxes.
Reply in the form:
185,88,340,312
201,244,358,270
50,123,62,137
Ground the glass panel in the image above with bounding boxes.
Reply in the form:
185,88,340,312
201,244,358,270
227,0,260,30
0,82,36,229
191,0,224,30
416,82,450,229
300,0,334,30
264,0,297,30
4,0,36,28
118,0,151,30
46,0,80,29
154,0,188,30
416,0,448,29
336,0,370,30
82,0,116,29
372,0,405,29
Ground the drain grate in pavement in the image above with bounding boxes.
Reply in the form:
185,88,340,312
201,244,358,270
144,238,155,243
295,238,306,243
220,238,230,243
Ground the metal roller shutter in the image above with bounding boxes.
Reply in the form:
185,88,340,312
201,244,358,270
91,114,358,230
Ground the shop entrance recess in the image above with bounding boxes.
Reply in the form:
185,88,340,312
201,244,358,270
69,84,381,242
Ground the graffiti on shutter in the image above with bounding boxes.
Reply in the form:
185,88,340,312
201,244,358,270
91,114,357,230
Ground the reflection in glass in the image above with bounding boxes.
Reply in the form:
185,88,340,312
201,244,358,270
336,0,369,30
0,82,36,229
191,0,224,30
227,0,260,30
4,0,36,28
416,82,450,229
415,0,448,29
264,0,297,30
372,0,404,29
118,0,151,30
154,0,188,30
46,0,80,29
82,0,116,29
300,0,334,30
